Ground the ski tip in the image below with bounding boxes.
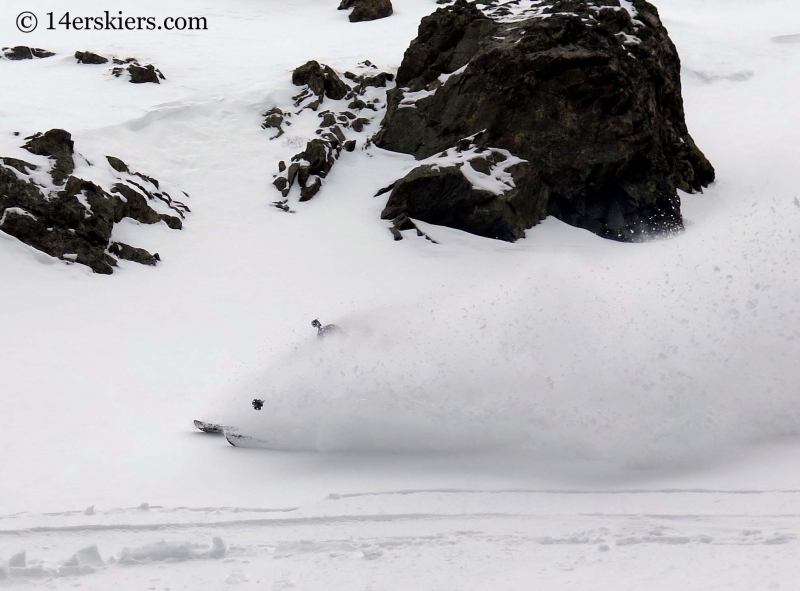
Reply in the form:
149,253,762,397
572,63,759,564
194,420,225,434
224,430,242,447
224,429,272,449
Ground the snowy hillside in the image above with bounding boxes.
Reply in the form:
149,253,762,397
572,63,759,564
2,0,800,588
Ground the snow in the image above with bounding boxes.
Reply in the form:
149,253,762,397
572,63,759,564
2,0,800,588
619,0,638,18
0,207,37,226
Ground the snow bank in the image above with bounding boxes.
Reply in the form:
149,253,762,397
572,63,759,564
117,536,226,564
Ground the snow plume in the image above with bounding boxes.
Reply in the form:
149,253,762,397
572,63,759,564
223,195,800,466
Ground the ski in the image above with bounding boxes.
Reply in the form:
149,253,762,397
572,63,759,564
224,429,272,449
193,419,226,434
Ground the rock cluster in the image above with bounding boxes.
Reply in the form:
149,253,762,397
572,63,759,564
2,46,54,60
2,48,165,84
374,0,715,242
110,58,166,84
0,129,188,274
338,0,393,22
268,60,392,203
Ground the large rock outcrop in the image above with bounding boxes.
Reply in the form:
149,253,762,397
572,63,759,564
374,0,715,241
1,130,188,274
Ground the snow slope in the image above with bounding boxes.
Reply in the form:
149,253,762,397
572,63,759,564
2,0,800,588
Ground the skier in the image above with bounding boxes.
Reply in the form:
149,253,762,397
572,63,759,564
251,318,340,411
311,318,340,339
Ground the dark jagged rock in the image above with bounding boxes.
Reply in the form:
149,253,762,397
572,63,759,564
2,46,54,60
108,242,160,266
271,199,295,213
320,112,337,127
339,0,393,22
292,61,350,101
22,129,75,185
1,132,186,274
106,155,129,173
267,60,391,202
387,212,437,243
300,177,323,201
351,118,371,132
75,50,108,65
262,107,288,138
272,135,344,201
128,63,166,83
382,146,541,241
111,61,166,84
374,0,715,242
263,109,284,129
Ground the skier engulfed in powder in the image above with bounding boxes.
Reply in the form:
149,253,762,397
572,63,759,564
251,318,340,411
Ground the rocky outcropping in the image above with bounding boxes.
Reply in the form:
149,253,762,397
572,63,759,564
269,60,392,202
2,46,54,60
374,0,715,242
0,130,188,274
338,0,393,22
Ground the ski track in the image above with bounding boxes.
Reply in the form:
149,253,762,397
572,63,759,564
1,491,798,588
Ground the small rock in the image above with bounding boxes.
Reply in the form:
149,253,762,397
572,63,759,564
351,118,370,133
300,177,322,201
128,63,165,84
106,155,129,173
292,60,350,101
75,50,108,65
339,0,393,22
273,177,288,192
108,242,160,266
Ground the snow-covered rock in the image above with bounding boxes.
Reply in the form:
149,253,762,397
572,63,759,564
0,129,187,273
339,0,394,23
375,0,715,241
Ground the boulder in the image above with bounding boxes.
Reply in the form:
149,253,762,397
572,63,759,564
127,64,165,83
374,0,715,242
382,145,542,241
22,129,75,185
339,0,393,22
111,61,166,84
75,51,108,65
1,131,186,274
292,61,350,100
